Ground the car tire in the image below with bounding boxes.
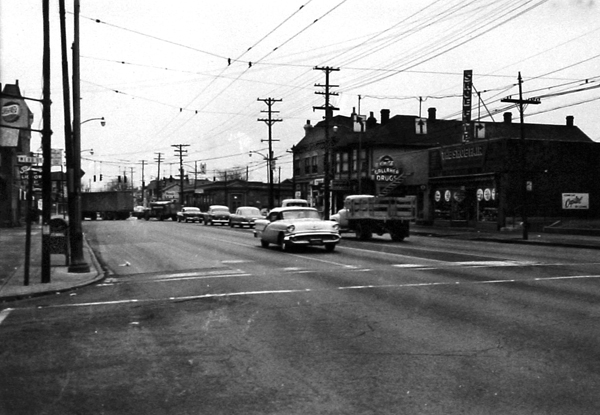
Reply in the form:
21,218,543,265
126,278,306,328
260,240,269,248
279,234,292,252
355,223,372,241
325,244,336,252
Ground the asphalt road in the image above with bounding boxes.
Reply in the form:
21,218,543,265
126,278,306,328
1,219,599,414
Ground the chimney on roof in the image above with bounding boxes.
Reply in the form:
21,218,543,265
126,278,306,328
303,119,313,135
380,109,390,125
503,112,512,124
566,115,574,127
366,111,377,129
428,107,436,121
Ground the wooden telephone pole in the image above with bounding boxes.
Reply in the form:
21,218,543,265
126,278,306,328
172,144,189,206
501,72,541,241
257,98,282,209
313,66,339,220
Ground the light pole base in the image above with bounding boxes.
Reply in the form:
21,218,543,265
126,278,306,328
68,260,90,273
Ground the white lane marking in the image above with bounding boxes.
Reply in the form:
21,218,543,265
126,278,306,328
393,260,540,270
28,274,600,310
286,252,358,269
222,260,253,264
0,308,13,325
99,270,251,286
151,273,251,283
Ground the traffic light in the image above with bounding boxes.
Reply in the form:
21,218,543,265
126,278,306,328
124,175,127,183
93,175,97,182
118,176,121,183
100,174,103,181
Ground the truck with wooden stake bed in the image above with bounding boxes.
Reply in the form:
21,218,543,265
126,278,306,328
331,195,417,241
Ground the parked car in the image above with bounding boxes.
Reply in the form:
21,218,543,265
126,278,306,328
203,205,231,225
229,206,264,228
281,198,309,207
254,206,341,252
177,206,203,223
132,205,148,219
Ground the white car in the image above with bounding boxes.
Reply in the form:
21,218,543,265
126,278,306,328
254,206,341,252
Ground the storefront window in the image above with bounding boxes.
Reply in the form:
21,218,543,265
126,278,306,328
434,185,497,222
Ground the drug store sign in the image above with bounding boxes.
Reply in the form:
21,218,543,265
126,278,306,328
372,155,402,183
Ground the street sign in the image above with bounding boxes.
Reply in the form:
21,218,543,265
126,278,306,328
17,155,43,165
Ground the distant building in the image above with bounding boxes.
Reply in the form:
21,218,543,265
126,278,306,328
146,178,293,211
293,107,600,230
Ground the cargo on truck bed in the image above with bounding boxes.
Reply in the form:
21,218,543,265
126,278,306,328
332,195,416,241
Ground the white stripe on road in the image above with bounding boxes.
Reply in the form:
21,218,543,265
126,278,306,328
28,274,600,310
393,260,540,270
0,308,13,325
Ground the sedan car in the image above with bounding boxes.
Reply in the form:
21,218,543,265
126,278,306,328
229,206,264,228
177,206,203,223
254,206,341,252
203,205,231,225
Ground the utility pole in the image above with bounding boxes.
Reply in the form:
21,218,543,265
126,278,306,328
172,144,189,206
501,72,541,241
41,0,52,282
257,98,282,210
313,66,339,220
154,152,164,200
67,0,90,273
140,160,146,206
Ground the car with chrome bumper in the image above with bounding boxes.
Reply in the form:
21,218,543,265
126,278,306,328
177,206,203,223
254,206,341,252
203,205,231,225
229,206,264,228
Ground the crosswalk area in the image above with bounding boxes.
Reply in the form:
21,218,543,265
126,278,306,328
98,259,555,287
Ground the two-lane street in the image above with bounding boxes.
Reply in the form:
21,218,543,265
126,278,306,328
2,219,600,414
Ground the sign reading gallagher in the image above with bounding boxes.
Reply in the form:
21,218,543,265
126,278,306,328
373,155,402,182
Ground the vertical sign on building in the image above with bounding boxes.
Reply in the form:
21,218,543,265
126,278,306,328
462,69,473,143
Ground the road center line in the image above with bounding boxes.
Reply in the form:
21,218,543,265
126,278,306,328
19,274,600,310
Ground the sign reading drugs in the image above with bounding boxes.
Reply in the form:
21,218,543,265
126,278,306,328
372,155,402,182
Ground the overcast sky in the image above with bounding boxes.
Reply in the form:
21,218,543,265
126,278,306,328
2,0,600,187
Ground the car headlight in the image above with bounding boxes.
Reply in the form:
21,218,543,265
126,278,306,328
286,224,295,233
332,223,340,232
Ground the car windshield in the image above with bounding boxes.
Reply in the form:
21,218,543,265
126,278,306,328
239,208,260,215
281,209,321,220
184,208,200,212
213,208,229,214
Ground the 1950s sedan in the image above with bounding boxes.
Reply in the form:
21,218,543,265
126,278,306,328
253,206,341,252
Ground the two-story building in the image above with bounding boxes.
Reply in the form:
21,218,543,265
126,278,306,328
293,107,600,230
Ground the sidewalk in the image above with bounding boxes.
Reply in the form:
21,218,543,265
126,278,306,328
411,223,600,250
0,224,104,303
1,222,599,303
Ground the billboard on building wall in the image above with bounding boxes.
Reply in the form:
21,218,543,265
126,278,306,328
562,193,589,210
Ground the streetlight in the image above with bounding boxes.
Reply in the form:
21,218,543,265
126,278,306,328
80,116,105,126
66,116,104,273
